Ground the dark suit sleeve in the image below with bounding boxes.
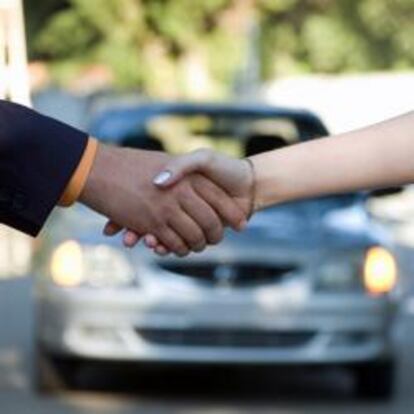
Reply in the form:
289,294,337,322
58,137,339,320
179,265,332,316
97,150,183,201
0,100,89,236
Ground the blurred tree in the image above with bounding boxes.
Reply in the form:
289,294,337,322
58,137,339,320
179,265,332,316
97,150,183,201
23,0,414,96
259,0,414,77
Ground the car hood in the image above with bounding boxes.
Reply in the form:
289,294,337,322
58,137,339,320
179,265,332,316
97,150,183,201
223,204,387,250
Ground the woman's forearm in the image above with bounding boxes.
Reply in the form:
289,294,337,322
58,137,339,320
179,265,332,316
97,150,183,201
250,111,414,210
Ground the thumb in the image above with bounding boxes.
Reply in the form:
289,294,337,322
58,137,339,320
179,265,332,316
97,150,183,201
153,149,212,188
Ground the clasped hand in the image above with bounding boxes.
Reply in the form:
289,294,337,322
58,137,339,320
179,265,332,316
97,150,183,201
80,146,253,257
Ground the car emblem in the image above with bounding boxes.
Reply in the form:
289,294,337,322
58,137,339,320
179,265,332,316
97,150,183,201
214,264,236,288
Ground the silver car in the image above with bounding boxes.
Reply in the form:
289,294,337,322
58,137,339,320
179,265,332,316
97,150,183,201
33,103,399,399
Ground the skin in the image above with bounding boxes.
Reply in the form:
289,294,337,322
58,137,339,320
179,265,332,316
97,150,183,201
104,149,254,254
249,111,414,209
79,143,247,257
130,111,414,254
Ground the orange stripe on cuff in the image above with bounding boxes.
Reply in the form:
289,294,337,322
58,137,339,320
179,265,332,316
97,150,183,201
59,137,98,207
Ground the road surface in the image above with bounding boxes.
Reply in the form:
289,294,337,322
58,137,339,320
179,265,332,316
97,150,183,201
1,274,414,414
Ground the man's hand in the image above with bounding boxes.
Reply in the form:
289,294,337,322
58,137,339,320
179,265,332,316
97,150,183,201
79,144,247,256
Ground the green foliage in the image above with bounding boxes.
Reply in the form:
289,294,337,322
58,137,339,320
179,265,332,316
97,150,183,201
35,9,99,58
24,0,414,95
259,0,414,77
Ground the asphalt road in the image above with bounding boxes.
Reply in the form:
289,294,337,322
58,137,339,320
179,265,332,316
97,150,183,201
1,275,414,414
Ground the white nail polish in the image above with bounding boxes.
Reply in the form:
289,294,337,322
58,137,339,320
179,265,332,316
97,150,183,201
153,171,172,185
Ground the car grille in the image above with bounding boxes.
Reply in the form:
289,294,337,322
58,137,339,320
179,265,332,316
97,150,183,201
137,328,315,348
159,262,298,287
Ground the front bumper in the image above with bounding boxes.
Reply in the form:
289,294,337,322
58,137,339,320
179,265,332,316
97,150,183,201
36,283,396,364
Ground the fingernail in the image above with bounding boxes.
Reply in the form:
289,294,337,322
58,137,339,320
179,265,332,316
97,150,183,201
153,170,172,185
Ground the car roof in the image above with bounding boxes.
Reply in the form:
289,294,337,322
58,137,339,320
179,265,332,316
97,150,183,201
89,101,328,142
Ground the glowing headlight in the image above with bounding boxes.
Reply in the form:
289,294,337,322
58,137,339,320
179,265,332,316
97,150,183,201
50,242,134,288
50,240,84,287
363,247,397,295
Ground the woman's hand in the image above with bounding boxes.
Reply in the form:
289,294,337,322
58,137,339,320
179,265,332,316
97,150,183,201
110,149,255,255
153,149,254,214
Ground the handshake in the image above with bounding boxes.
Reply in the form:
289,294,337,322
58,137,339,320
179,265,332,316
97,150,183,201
79,144,255,257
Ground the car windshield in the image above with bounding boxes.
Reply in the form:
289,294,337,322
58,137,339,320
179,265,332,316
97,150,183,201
118,113,306,156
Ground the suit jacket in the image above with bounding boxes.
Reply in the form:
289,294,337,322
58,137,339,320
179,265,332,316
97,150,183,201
0,100,88,236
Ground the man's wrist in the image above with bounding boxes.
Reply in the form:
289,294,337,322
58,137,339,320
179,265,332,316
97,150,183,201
59,137,99,207
78,142,117,216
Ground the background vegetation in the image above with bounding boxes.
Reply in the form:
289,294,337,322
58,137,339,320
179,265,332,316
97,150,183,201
24,0,414,96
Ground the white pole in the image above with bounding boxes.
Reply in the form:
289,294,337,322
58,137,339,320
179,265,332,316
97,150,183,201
0,0,32,280
0,9,7,99
0,0,31,106
6,0,31,106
